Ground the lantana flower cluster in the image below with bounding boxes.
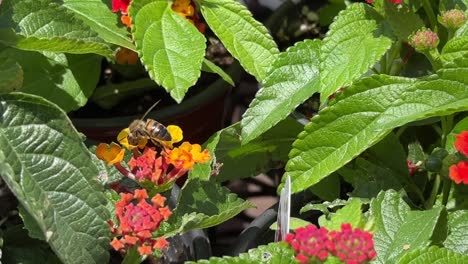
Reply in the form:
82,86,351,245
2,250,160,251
109,189,171,255
285,223,376,264
97,124,210,256
449,131,468,184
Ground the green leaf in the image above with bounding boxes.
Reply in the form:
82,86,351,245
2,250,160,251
186,242,295,264
270,217,311,231
0,48,101,112
441,36,468,65
0,57,23,92
191,118,303,182
62,0,135,50
383,1,425,41
371,190,410,264
447,117,468,153
163,179,253,236
319,3,392,101
300,199,348,214
444,210,468,254
199,0,279,81
0,0,112,57
201,59,235,86
285,55,468,194
0,93,110,264
309,173,340,201
319,199,363,231
371,190,444,263
18,205,46,241
398,246,468,264
240,39,320,143
130,0,206,103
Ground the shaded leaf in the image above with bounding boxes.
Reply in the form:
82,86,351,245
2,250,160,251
199,0,279,81
383,1,425,41
285,55,468,193
0,93,110,264
130,0,206,102
0,48,101,112
447,117,468,153
444,210,468,254
0,0,112,57
186,242,295,264
241,40,320,143
0,57,23,92
201,59,234,86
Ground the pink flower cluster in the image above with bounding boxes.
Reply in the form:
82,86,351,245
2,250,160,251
286,224,376,264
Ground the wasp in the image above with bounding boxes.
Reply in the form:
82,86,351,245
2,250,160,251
125,100,172,146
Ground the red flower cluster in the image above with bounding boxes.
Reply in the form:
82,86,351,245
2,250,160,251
109,189,171,256
286,224,376,264
449,131,468,184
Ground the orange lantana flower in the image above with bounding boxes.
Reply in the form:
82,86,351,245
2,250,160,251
96,143,125,165
165,142,210,170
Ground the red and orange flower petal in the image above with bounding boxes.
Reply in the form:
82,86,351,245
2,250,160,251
137,245,153,256
111,237,125,251
112,0,131,14
455,131,468,156
172,0,195,18
96,143,125,165
159,206,172,220
122,235,139,245
115,47,138,65
151,193,166,207
153,237,169,250
117,128,148,149
120,15,132,28
136,230,153,239
449,161,468,184
134,189,149,200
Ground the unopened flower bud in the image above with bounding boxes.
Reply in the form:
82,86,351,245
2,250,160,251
439,9,466,30
408,28,439,52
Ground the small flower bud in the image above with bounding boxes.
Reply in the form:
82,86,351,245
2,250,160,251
408,28,439,52
439,9,466,30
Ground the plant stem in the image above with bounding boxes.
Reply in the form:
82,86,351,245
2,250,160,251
425,173,441,209
441,115,454,147
122,246,143,264
441,178,452,206
422,0,438,30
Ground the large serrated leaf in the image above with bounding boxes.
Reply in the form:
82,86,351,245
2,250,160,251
319,3,392,101
0,57,23,92
319,199,363,231
383,1,425,41
62,0,135,50
0,93,110,264
397,246,468,264
130,0,206,103
0,0,112,57
444,210,468,254
186,242,295,264
0,48,101,112
163,179,253,236
190,118,303,182
199,0,279,81
285,55,468,194
240,40,320,143
441,36,468,65
371,191,444,264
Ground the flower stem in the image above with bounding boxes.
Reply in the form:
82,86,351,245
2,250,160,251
440,115,454,147
122,246,144,264
441,178,452,206
425,173,441,209
422,0,438,30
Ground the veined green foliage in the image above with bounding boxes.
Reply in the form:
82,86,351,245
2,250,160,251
0,0,112,57
198,0,279,81
398,246,468,264
130,0,206,103
285,54,468,194
0,57,23,92
0,93,110,264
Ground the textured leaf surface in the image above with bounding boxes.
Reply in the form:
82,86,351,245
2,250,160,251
441,36,468,65
186,242,295,264
191,118,303,182
383,1,425,40
319,3,392,100
200,0,278,81
371,191,444,264
0,48,101,112
201,59,234,86
398,246,468,264
286,55,468,193
241,40,320,143
62,0,135,50
163,179,253,236
130,0,206,102
0,57,23,92
0,93,110,264
444,210,468,254
319,199,363,231
0,0,112,57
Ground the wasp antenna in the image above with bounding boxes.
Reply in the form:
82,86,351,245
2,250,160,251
141,99,161,120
